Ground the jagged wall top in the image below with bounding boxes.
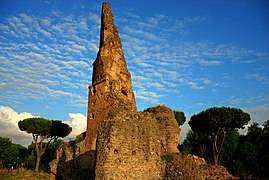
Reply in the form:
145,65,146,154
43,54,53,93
92,2,128,84
85,2,136,151
99,2,122,49
91,2,136,109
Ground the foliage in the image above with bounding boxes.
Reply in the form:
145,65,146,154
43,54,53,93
18,118,51,136
219,129,239,169
161,154,174,163
18,117,71,171
179,130,212,160
180,129,239,163
173,110,186,126
18,118,71,138
24,151,35,169
181,119,269,179
51,139,64,151
189,106,250,165
23,139,64,171
0,137,26,169
230,120,269,178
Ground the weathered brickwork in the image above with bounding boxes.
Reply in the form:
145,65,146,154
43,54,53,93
49,2,235,179
95,106,180,179
85,2,136,152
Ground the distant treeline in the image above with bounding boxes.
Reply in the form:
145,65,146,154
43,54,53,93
179,106,269,179
0,137,64,171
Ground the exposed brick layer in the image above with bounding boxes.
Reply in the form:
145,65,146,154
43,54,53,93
95,106,180,179
85,2,136,151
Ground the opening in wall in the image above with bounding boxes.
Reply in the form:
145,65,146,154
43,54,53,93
121,89,127,96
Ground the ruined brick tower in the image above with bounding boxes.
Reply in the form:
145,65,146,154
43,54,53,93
85,2,137,151
50,3,235,179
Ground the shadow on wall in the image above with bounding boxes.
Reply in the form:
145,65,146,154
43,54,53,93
56,150,96,180
49,135,96,180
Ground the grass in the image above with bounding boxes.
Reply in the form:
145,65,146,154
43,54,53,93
0,168,50,179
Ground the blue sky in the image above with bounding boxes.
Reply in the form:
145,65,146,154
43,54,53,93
0,0,269,145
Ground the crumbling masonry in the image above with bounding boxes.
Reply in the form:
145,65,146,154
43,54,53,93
50,3,180,179
85,2,137,152
50,3,236,179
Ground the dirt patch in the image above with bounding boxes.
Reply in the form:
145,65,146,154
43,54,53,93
0,169,50,180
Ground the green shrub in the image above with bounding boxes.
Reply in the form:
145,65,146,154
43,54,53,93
161,154,174,163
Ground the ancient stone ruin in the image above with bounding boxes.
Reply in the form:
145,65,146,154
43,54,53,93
85,2,137,152
50,2,234,179
95,105,181,179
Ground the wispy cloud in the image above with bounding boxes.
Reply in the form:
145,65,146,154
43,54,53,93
134,91,162,105
225,96,242,105
188,82,204,90
196,59,222,66
244,73,268,82
121,11,268,104
261,97,269,101
0,9,100,107
124,27,160,42
243,104,269,124
0,3,268,112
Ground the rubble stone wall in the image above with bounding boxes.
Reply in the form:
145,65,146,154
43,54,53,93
49,133,95,179
95,106,180,179
85,2,136,151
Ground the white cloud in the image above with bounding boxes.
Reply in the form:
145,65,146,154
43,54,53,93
52,24,63,32
261,97,269,101
189,82,204,90
244,73,268,82
149,81,165,90
222,73,233,80
0,106,33,145
180,121,191,143
0,106,87,145
138,14,166,28
243,104,269,125
225,96,242,105
238,124,250,135
65,113,87,140
0,11,95,107
78,18,88,30
42,17,52,27
200,78,212,85
122,11,140,19
196,59,222,66
89,13,100,24
134,91,162,104
20,13,34,24
0,3,268,137
133,75,148,82
124,26,160,42
37,26,52,37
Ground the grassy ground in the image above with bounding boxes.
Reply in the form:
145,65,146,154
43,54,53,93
0,168,50,180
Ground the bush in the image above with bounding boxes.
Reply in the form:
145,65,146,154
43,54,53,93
161,154,174,163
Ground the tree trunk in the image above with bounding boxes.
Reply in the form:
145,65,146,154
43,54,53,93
214,156,218,165
35,154,42,171
212,129,227,165
34,138,43,172
216,129,226,165
213,142,218,165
